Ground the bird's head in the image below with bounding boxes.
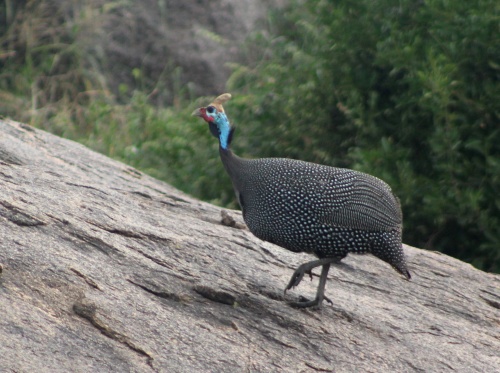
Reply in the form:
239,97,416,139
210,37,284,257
192,93,233,149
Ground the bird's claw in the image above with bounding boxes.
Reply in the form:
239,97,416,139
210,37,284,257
284,270,304,293
284,263,323,294
284,267,312,293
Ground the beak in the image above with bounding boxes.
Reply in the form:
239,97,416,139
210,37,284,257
191,108,202,117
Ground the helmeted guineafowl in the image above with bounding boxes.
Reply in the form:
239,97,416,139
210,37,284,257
193,93,411,308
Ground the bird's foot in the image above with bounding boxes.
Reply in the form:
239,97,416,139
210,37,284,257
307,269,313,281
284,258,340,309
284,257,340,294
284,267,314,293
289,294,333,309
284,267,307,293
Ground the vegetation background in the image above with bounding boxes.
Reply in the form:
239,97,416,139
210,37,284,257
1,0,499,272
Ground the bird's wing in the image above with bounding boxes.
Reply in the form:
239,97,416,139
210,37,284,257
310,169,402,231
242,158,402,232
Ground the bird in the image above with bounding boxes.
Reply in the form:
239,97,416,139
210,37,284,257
192,93,411,308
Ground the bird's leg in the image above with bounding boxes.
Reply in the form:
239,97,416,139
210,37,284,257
284,257,340,292
290,263,332,308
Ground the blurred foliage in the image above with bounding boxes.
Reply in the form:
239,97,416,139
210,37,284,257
0,0,109,126
0,0,499,272
227,0,500,272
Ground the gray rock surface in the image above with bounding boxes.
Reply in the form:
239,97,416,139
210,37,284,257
0,118,499,372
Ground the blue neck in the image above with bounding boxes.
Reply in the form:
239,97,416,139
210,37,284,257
215,112,232,150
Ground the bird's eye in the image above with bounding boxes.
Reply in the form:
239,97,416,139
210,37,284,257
206,106,215,114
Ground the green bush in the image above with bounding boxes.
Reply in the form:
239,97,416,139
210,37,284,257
226,0,500,272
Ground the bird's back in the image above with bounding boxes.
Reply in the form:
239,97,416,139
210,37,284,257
232,157,401,230
223,153,408,277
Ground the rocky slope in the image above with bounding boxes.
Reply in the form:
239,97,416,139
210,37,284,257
0,118,499,372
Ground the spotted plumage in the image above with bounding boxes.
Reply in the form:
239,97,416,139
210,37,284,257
193,93,411,308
